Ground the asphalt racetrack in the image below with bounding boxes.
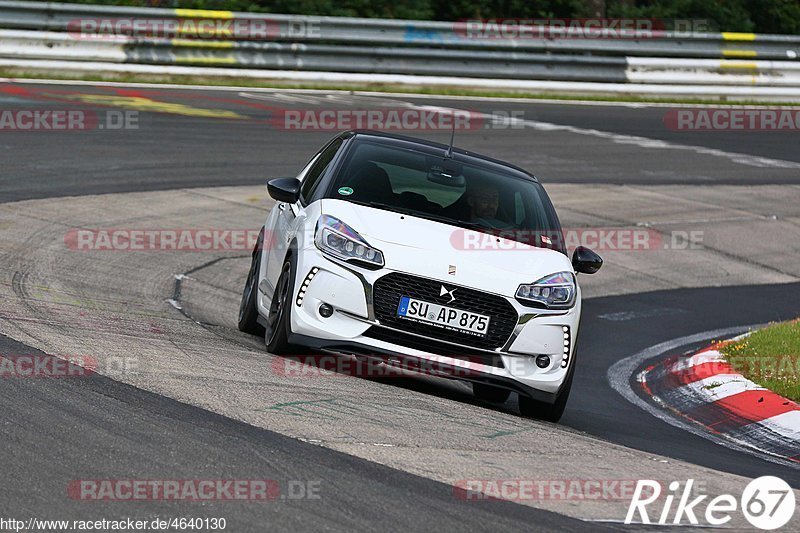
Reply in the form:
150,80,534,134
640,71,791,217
1,80,799,529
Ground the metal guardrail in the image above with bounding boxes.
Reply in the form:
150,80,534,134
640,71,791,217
0,29,629,82
2,0,799,60
0,0,798,92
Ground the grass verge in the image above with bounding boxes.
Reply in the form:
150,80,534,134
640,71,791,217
2,68,800,106
721,318,800,402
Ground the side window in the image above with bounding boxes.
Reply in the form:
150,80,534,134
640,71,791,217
300,138,343,203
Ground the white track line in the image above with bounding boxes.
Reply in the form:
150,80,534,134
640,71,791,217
512,116,800,169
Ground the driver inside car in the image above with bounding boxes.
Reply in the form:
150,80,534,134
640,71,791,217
467,182,513,229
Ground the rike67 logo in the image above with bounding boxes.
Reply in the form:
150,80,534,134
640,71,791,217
626,477,795,529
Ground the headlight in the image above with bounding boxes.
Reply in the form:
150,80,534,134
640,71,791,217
515,272,576,309
314,215,384,269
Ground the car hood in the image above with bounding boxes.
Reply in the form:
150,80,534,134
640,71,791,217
320,199,573,297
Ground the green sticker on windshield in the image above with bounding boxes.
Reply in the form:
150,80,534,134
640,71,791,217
338,187,354,196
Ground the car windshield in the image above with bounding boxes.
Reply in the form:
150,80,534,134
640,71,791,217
327,139,565,252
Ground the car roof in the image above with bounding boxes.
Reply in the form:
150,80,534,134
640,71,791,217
342,130,539,183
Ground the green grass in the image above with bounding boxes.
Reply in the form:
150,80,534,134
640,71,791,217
721,318,800,402
3,68,800,106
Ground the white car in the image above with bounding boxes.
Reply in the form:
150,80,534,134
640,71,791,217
239,130,602,422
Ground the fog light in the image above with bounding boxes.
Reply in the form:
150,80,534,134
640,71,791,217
535,355,550,369
319,303,333,318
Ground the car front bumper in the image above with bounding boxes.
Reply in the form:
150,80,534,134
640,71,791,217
280,247,581,403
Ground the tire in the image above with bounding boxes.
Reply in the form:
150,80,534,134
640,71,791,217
518,366,574,423
238,229,266,336
473,383,512,404
264,254,296,354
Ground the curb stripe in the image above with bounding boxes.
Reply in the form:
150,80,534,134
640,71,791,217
671,361,735,385
712,390,798,422
685,389,798,433
636,333,800,464
746,411,800,441
608,325,800,469
679,373,765,402
670,347,726,370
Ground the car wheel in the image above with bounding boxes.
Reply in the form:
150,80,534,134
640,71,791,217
518,366,574,423
238,228,266,336
265,254,295,354
472,383,511,404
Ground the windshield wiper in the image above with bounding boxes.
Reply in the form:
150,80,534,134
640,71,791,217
343,200,489,233
407,212,486,232
346,199,415,216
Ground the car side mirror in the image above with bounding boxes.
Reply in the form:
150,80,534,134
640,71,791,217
572,246,603,274
267,178,301,203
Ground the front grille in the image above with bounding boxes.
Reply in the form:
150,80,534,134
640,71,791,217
371,272,518,351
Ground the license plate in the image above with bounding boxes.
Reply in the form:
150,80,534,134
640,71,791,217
397,296,490,336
